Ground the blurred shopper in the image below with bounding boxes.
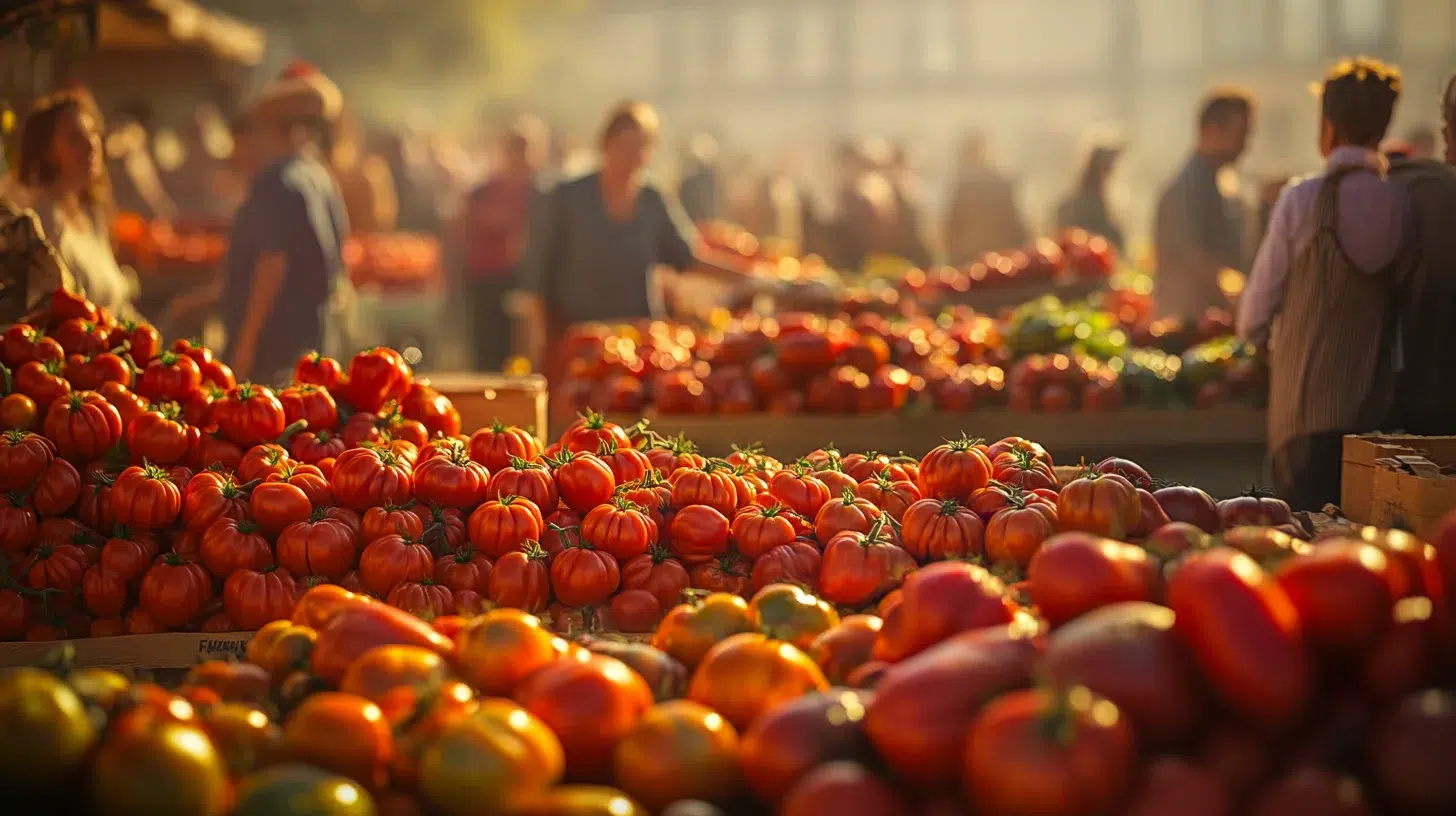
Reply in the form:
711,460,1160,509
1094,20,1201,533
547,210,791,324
457,115,547,371
1154,89,1255,320
678,132,721,224
1237,58,1407,510
831,138,903,271
517,101,740,375
887,141,933,269
1053,135,1126,253
332,112,398,234
943,132,1029,264
1386,74,1456,436
165,63,349,385
17,89,136,319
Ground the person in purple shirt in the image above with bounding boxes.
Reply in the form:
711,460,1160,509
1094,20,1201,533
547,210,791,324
1237,58,1407,510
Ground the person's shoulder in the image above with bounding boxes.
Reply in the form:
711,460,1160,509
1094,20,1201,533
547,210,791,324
1389,157,1456,188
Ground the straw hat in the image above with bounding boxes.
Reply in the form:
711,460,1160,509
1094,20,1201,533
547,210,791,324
247,60,342,124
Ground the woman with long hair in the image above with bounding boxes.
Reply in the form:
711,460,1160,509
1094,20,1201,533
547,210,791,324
17,88,135,317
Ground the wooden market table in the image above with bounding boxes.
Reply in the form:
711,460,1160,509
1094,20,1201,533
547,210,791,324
0,632,252,672
601,406,1269,498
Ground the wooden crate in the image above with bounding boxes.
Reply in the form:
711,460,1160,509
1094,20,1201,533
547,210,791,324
0,632,253,671
1342,433,1456,536
423,373,548,440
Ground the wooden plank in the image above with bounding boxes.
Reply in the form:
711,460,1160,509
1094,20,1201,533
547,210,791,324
0,632,252,671
614,407,1267,461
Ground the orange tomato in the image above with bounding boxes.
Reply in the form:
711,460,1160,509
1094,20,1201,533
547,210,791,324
292,583,371,630
514,651,653,781
453,608,563,696
282,692,393,790
649,592,755,669
339,645,451,722
748,584,840,651
613,700,740,811
417,699,564,814
809,615,884,685
687,633,829,730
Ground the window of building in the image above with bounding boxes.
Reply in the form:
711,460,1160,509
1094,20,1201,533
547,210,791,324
1280,0,1324,60
791,6,834,81
1337,0,1387,47
729,7,775,84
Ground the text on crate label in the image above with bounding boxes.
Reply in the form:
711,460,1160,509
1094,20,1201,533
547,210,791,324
197,638,249,661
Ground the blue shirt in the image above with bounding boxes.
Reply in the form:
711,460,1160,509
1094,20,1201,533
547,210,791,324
222,154,349,383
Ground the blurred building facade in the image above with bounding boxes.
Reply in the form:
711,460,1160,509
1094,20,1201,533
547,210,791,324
539,0,1452,254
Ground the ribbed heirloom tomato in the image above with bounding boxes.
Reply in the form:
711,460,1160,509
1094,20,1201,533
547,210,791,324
0,429,54,491
277,510,359,580
413,444,490,509
266,462,333,507
750,540,822,594
485,457,558,510
691,553,751,596
224,566,301,630
136,351,201,403
581,498,656,560
873,561,1020,663
237,443,291,482
1058,472,1142,541
768,469,832,519
360,503,423,543
278,384,339,432
294,350,343,389
110,463,183,529
854,473,921,523
434,546,493,594
669,504,731,564
343,347,412,413
985,495,1059,569
0,495,38,549
917,435,992,502
200,517,274,579
26,542,88,592
182,470,251,532
488,543,552,613
731,503,797,559
387,579,455,619
595,438,652,486
124,402,197,465
333,447,413,510
620,547,690,610
548,450,616,513
16,359,71,410
291,429,346,465
250,481,312,535
138,553,213,628
819,523,917,608
551,541,620,606
214,383,287,447
468,420,542,473
359,532,435,595
669,462,740,516
560,409,632,454
814,488,884,543
468,494,544,559
900,498,985,562
43,390,122,462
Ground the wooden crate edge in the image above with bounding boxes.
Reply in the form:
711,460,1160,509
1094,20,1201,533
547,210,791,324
0,632,253,671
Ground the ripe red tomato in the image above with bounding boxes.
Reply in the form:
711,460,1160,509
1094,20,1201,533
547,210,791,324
990,449,1058,492
266,462,332,508
872,561,1018,663
581,499,656,561
291,429,346,465
468,420,542,473
277,512,359,581
548,450,616,513
559,409,632,455
1274,541,1396,658
1152,484,1223,533
853,474,921,523
485,458,558,510
359,532,435,595
917,435,992,502
814,489,883,544
294,351,343,389
109,463,183,529
731,503,797,560
767,469,832,518
0,500,35,553
278,384,339,432
72,352,133,391
200,517,274,579
0,429,55,491
1370,689,1456,815
224,566,301,630
214,383,287,447
740,691,880,804
1167,548,1312,729
30,457,81,516
690,552,751,596
413,445,490,510
900,498,984,563
595,439,652,486
181,470,250,532
488,543,551,612
42,390,121,462
668,463,740,516
332,447,413,510
26,541,88,592
386,579,455,619
139,554,214,629
414,504,468,553
433,546,494,594
1218,491,1295,529
250,481,312,535
51,318,109,356
514,653,653,780
749,540,822,594
342,347,412,412
1,323,61,366
1057,472,1142,541
985,497,1059,569
15,359,72,412
550,541,620,606
963,687,1138,815
81,564,129,618
109,320,160,364
621,547,691,610
397,381,462,440
467,495,544,559
1027,533,1158,626
137,352,202,403
668,504,731,565
819,525,916,609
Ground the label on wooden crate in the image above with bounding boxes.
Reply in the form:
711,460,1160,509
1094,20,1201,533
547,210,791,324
197,636,251,661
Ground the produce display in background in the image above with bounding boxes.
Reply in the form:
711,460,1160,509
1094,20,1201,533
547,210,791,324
110,212,442,292
557,298,1263,417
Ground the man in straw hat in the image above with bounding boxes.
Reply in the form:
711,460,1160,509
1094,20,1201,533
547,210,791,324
169,61,350,385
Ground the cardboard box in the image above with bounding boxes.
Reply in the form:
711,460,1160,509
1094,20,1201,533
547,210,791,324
423,373,548,441
0,632,253,671
1342,433,1456,536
